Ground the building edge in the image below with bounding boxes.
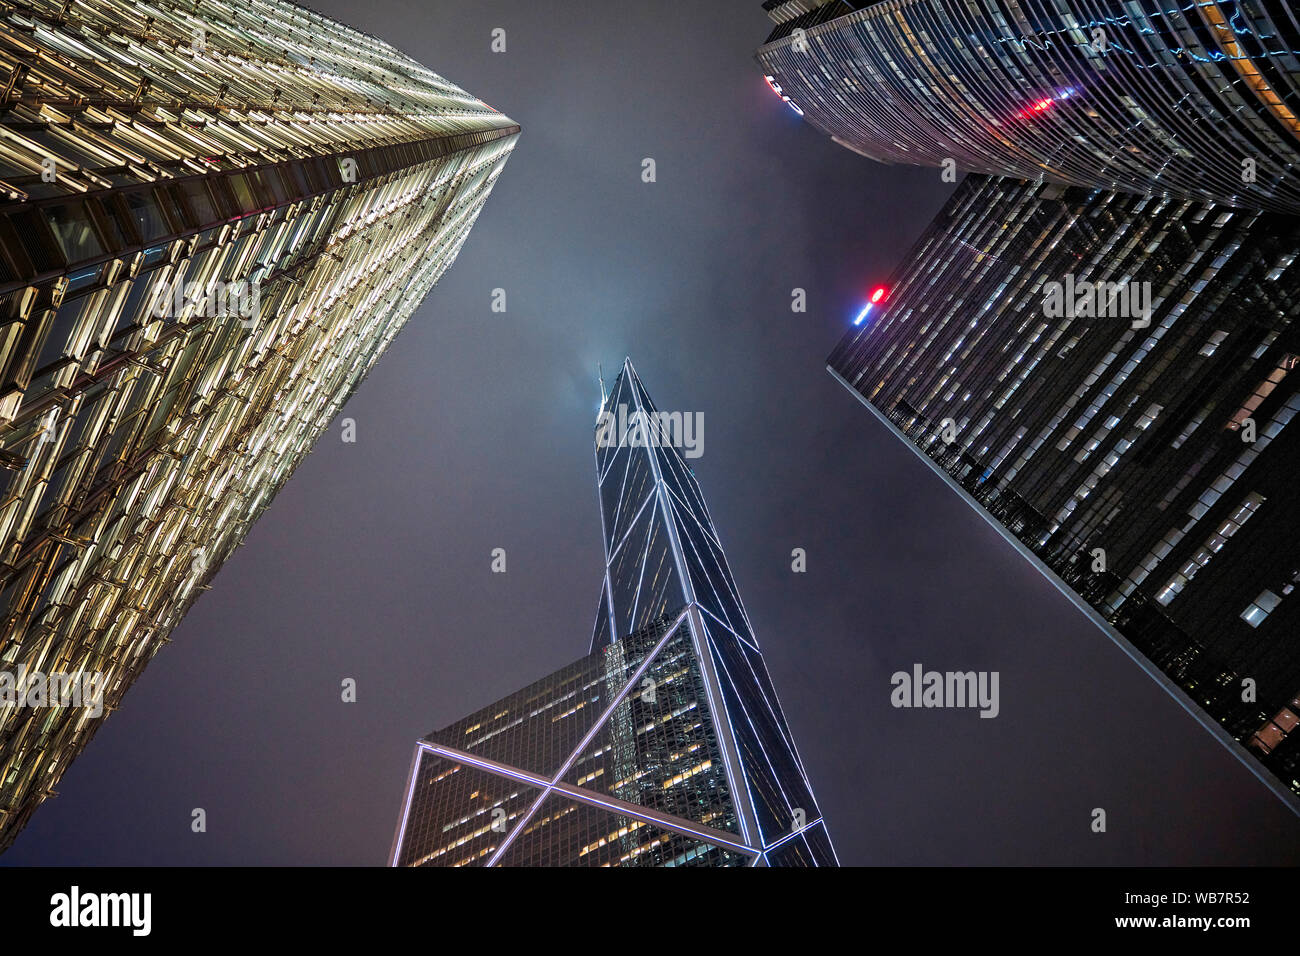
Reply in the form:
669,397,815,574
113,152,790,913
827,364,1300,819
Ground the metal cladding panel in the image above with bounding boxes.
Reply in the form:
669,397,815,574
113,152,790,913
0,0,518,852
757,0,1300,212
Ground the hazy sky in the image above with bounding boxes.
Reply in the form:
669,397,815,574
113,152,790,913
6,0,1299,865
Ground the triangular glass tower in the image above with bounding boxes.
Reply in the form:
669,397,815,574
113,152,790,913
589,359,836,864
390,360,834,866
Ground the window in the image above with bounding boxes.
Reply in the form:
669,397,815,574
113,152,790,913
1241,590,1282,628
1199,330,1228,357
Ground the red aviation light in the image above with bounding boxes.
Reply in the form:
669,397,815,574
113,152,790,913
854,287,890,326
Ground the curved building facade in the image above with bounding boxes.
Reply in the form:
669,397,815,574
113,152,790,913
757,0,1300,212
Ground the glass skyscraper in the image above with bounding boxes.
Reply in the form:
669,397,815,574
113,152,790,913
756,0,1300,807
756,0,1300,212
391,360,836,866
827,173,1300,803
0,0,516,852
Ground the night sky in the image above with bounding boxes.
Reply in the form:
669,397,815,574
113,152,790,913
6,0,1300,866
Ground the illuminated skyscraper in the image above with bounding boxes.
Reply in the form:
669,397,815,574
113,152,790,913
756,0,1300,212
0,0,517,851
828,173,1300,804
391,360,836,866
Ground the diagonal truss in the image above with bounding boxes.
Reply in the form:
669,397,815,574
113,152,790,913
483,606,693,864
418,742,760,861
391,360,838,866
589,359,838,864
388,605,764,865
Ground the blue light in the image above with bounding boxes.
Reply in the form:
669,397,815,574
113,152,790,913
853,303,873,326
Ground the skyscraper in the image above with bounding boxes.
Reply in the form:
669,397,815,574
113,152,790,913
756,0,1300,212
390,360,836,866
827,172,1300,804
0,0,517,852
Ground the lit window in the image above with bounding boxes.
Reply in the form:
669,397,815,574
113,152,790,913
1241,590,1282,628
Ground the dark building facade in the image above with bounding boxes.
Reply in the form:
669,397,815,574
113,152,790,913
391,611,758,867
828,172,1300,801
0,0,517,851
391,361,836,866
756,0,1300,212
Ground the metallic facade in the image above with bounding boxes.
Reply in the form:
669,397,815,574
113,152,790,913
757,0,1300,212
828,173,1300,802
0,0,517,851
391,361,836,866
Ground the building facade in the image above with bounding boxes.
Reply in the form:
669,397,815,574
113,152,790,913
0,0,517,851
391,360,836,866
828,172,1300,801
757,0,1300,212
